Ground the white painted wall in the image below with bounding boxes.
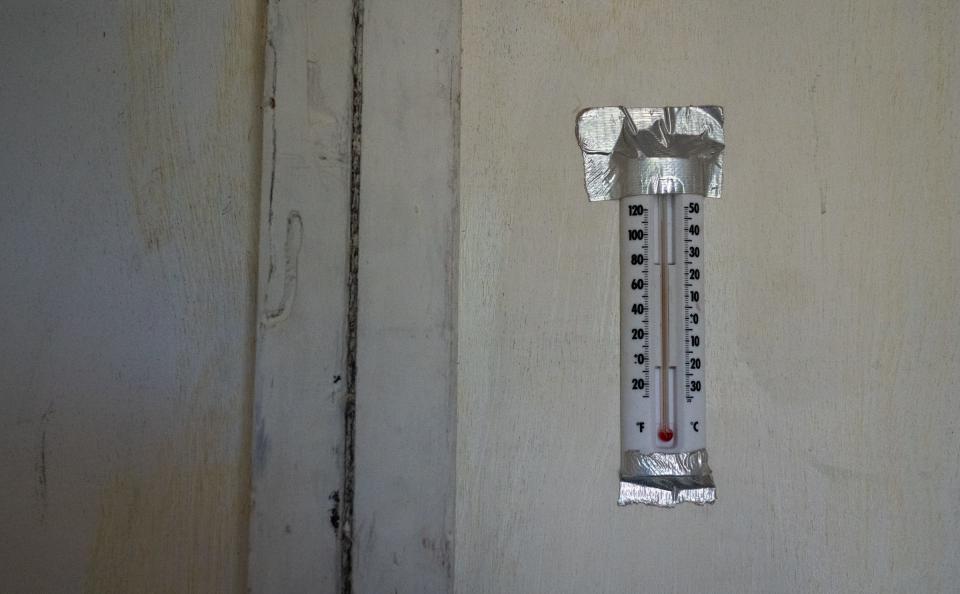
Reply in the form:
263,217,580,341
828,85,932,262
0,1,263,591
5,1,959,592
456,1,960,592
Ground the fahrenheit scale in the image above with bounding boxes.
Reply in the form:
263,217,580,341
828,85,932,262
620,194,705,454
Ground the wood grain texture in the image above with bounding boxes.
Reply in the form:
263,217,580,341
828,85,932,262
456,1,960,592
247,0,353,591
352,0,461,591
0,0,263,591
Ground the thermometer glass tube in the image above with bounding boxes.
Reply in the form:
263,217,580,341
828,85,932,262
620,193,705,455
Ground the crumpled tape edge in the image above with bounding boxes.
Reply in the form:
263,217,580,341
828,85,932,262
618,448,717,507
576,105,725,201
618,477,717,507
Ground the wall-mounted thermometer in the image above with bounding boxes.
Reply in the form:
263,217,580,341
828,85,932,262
576,106,724,507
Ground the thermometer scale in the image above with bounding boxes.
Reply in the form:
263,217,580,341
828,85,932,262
620,194,705,454
576,105,723,506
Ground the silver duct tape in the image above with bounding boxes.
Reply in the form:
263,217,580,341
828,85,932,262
622,448,711,477
576,106,724,200
619,449,716,507
619,479,716,507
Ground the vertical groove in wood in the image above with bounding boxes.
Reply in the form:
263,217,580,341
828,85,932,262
340,0,364,590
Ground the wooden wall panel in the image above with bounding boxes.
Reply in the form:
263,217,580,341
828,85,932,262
456,1,960,592
353,0,461,591
0,0,264,591
248,0,354,591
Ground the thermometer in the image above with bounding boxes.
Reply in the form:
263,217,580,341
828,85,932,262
620,193,704,454
576,106,724,506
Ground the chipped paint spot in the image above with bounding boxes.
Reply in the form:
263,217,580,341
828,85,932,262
329,490,341,531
